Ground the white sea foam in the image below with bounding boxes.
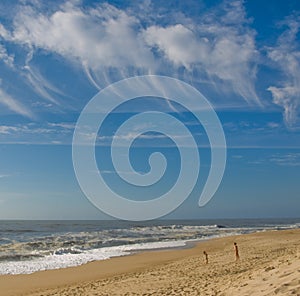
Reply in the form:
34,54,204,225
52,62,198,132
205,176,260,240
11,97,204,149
0,240,187,275
1,220,299,275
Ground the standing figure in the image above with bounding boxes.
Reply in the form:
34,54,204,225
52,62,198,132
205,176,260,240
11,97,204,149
234,242,240,261
203,250,208,264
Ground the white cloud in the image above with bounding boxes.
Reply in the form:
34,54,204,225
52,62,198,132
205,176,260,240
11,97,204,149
0,124,51,135
143,0,259,104
11,3,155,71
266,122,281,129
23,63,64,104
267,17,300,128
269,153,300,166
48,122,75,129
98,132,168,142
0,23,10,39
0,125,20,134
231,155,243,159
268,86,299,126
0,122,74,136
0,44,14,67
100,170,143,175
0,0,260,106
0,174,10,178
0,0,298,129
0,88,33,118
144,24,208,70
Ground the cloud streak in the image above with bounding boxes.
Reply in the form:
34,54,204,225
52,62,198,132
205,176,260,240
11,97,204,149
0,44,14,67
144,1,259,104
269,153,300,166
11,3,155,71
0,88,33,118
0,0,260,110
267,16,300,128
0,0,299,130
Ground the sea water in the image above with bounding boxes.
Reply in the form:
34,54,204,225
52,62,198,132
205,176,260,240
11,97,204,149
0,218,299,274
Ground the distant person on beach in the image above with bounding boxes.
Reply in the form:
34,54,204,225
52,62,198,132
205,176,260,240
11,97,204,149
234,242,240,261
203,251,208,264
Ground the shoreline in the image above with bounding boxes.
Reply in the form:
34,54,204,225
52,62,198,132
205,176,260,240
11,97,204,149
1,228,300,295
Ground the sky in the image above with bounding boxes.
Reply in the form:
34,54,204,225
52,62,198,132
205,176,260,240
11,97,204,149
0,0,299,220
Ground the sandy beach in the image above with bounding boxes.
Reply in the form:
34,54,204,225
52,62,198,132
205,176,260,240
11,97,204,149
0,229,299,296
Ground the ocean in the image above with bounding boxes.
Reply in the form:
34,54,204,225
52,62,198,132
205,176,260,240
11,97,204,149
0,218,299,275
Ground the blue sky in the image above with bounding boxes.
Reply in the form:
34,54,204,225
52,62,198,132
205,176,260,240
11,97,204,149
0,0,299,220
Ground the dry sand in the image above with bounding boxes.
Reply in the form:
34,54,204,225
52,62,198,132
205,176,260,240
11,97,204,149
0,229,299,296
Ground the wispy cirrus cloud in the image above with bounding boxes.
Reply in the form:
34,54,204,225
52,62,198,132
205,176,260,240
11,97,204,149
144,1,259,104
0,122,75,135
0,124,56,135
0,0,260,113
0,122,74,145
0,88,33,118
23,63,63,104
11,2,156,72
0,0,299,133
269,152,300,166
0,174,11,178
267,16,300,128
243,152,300,166
0,44,14,68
